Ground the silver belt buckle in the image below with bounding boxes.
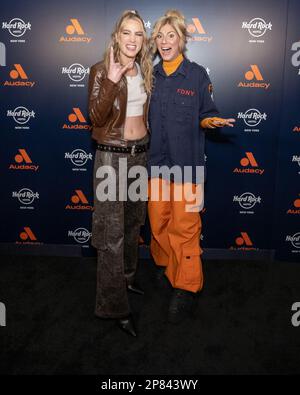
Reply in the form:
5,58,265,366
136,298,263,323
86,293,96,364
131,144,136,157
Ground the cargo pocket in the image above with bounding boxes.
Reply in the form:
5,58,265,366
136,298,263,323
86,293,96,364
91,213,107,250
182,246,201,285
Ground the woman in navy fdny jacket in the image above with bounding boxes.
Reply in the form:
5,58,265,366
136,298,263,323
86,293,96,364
148,9,235,323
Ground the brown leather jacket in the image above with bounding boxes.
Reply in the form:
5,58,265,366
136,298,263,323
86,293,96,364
88,61,149,147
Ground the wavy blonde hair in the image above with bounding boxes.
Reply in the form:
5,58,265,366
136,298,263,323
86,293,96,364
151,9,190,55
103,10,153,93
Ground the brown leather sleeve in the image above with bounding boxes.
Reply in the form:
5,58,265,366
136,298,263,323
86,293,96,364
88,65,119,127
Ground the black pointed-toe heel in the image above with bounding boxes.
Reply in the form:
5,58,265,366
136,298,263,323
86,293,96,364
116,314,137,337
127,282,144,295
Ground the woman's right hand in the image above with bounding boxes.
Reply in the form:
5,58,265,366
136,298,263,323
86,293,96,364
107,47,134,84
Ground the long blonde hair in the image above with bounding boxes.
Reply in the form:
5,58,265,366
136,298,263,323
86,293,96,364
103,10,153,93
151,9,190,55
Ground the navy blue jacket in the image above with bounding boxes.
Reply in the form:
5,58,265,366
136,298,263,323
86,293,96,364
148,57,219,183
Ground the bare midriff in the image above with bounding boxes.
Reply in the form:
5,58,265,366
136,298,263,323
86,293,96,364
124,115,147,140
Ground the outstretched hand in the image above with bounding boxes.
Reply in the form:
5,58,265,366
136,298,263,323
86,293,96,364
201,117,236,129
213,118,236,128
107,47,134,84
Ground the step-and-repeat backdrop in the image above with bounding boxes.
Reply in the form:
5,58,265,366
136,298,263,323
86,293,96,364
0,0,299,261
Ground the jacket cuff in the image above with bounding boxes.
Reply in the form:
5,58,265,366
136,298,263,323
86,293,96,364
200,117,211,128
101,77,119,97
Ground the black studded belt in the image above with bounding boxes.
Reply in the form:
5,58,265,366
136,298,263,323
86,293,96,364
97,143,148,156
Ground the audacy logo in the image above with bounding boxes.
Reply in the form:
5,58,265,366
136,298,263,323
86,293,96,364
59,19,92,43
233,192,262,214
187,17,212,43
3,64,35,88
230,232,258,251
242,17,272,43
17,227,42,245
291,40,300,76
293,125,300,133
233,152,265,175
61,63,90,87
287,196,300,215
237,108,267,132
2,18,31,42
7,106,35,129
238,65,270,90
66,189,93,210
9,149,39,172
62,107,91,130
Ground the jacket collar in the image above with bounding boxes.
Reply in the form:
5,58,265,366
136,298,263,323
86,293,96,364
154,56,189,78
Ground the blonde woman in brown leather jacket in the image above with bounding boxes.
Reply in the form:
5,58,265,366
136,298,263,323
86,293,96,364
88,10,152,337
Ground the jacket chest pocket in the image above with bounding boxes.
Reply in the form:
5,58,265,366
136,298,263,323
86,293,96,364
173,96,193,123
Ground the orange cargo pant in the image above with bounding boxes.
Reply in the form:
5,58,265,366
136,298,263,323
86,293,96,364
148,178,204,293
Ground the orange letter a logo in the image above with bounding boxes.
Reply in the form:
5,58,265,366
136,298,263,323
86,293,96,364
245,65,263,81
66,19,84,35
14,149,32,164
240,152,258,167
187,18,206,34
235,232,253,246
10,64,28,80
20,227,37,241
68,108,86,123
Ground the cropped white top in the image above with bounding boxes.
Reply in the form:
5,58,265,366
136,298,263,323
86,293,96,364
125,63,147,117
